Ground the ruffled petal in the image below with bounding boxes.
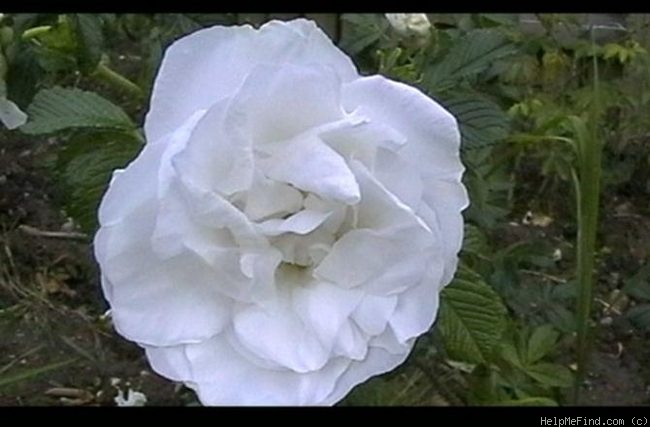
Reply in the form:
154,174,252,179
389,279,442,344
232,286,330,373
292,281,364,356
352,294,398,336
342,75,463,180
184,333,351,405
172,98,254,197
259,134,360,204
146,19,357,143
108,253,232,346
322,345,412,405
257,210,332,236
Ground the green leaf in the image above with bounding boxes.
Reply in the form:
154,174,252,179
626,304,650,330
437,266,508,364
21,86,135,135
499,340,523,369
340,14,387,55
424,29,517,91
461,223,489,257
0,358,76,389
467,364,499,404
526,325,559,365
157,14,202,41
623,263,650,301
5,43,44,108
53,130,142,233
70,14,104,73
497,397,558,406
441,93,511,150
525,362,573,388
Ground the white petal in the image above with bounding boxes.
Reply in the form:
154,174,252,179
314,161,437,294
322,345,412,405
232,289,329,373
257,210,331,236
175,174,267,250
352,294,398,336
230,63,345,144
145,18,357,143
350,160,428,232
420,177,470,286
320,109,407,153
372,148,423,211
109,253,232,346
302,194,348,234
260,134,360,204
271,227,335,267
145,344,193,382
293,281,364,355
0,98,27,130
97,110,202,227
244,173,303,221
342,75,463,180
97,142,163,227
94,202,158,288
389,280,441,344
172,98,254,196
314,228,430,295
236,249,283,305
332,321,369,360
184,333,351,405
371,327,413,355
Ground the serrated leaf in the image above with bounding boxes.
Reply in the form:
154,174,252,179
499,340,523,369
525,362,573,388
53,131,142,233
437,266,508,364
526,325,559,365
340,14,387,55
425,29,517,91
441,93,510,150
21,86,135,135
70,14,104,73
461,223,489,257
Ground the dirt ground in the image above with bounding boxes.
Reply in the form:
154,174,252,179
0,130,649,406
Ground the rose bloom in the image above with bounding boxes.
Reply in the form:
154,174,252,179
95,18,468,406
385,13,432,41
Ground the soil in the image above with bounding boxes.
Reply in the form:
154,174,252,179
0,132,190,406
0,128,649,406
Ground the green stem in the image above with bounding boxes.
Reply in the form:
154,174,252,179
21,25,52,41
573,28,603,404
93,63,144,100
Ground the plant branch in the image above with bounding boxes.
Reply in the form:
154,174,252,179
93,63,144,100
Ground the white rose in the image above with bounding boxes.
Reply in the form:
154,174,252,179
94,18,468,406
385,13,432,40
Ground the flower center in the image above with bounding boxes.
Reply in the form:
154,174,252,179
275,261,313,287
